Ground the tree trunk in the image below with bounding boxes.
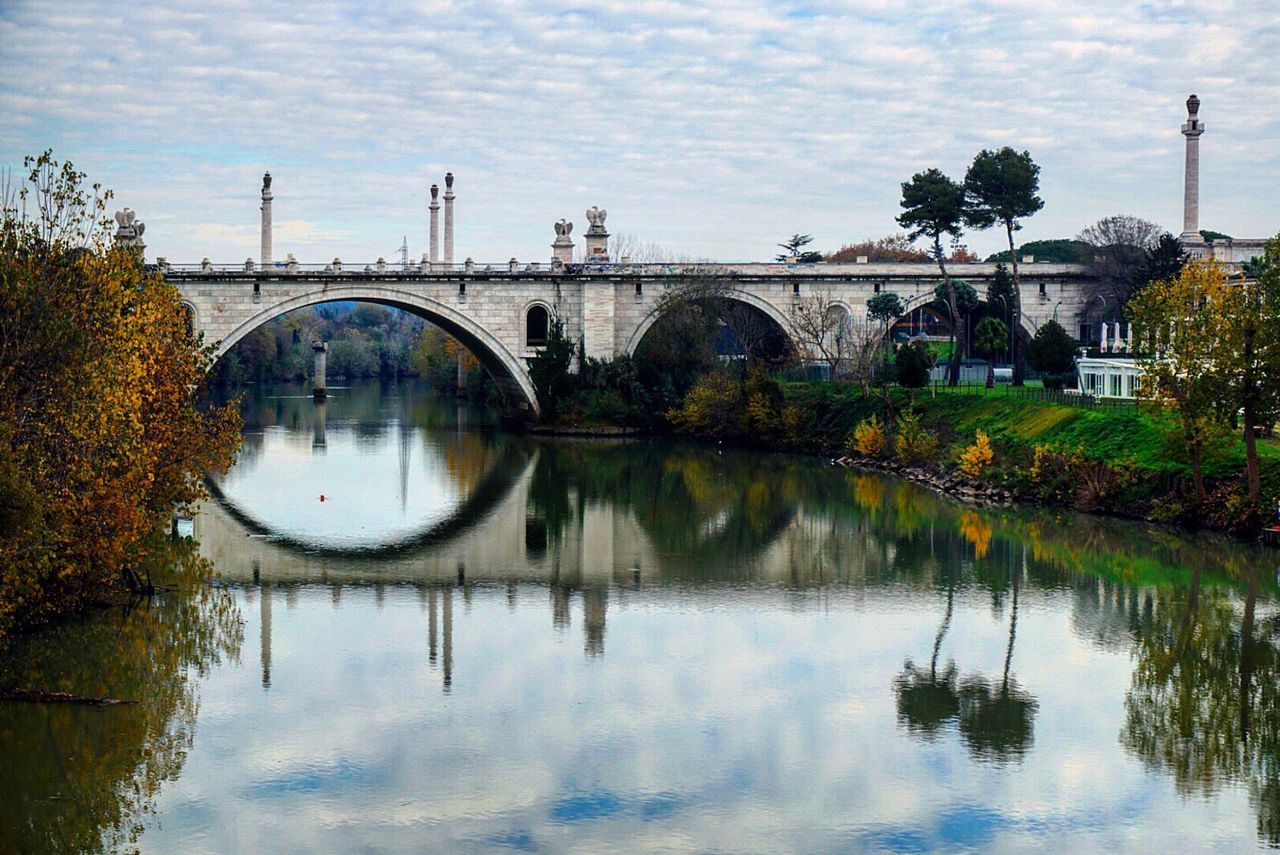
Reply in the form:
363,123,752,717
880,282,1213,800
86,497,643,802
986,361,995,388
1006,223,1026,386
1187,433,1208,504
936,237,961,386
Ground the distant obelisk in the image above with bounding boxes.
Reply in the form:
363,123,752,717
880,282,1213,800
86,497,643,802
260,172,273,268
1179,94,1205,249
443,172,455,265
429,183,440,265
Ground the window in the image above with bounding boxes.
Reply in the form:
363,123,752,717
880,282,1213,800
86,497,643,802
1038,282,1046,296
874,282,881,294
634,281,643,297
1109,373,1122,397
526,304,550,347
792,282,801,296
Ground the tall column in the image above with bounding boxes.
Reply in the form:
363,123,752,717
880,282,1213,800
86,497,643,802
429,183,440,264
312,340,328,399
1179,94,1206,250
260,172,273,268
443,172,455,265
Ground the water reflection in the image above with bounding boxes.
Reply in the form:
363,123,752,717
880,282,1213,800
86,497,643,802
9,381,1280,852
0,543,241,853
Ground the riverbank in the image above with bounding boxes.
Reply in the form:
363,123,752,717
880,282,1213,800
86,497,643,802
546,375,1280,539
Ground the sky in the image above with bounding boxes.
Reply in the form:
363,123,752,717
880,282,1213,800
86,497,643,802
1,0,1277,264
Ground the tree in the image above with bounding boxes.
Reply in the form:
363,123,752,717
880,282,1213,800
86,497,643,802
1128,263,1231,502
1135,233,1188,296
867,292,904,325
527,315,577,420
895,339,936,388
827,234,930,263
789,288,875,388
0,152,242,635
898,168,968,385
933,279,979,360
987,262,1016,327
963,147,1044,386
1213,239,1280,517
984,238,1085,264
1077,215,1165,321
1026,319,1077,388
775,233,823,263
974,317,1010,388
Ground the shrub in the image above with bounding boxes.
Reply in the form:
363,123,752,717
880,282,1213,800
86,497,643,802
1027,318,1077,375
1026,444,1083,504
849,414,887,457
667,371,744,440
958,430,994,478
895,340,936,388
894,409,939,463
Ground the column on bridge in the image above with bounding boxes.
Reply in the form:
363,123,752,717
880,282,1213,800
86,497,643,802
443,172,455,265
1180,94,1206,251
429,183,440,264
260,172,273,268
579,207,616,359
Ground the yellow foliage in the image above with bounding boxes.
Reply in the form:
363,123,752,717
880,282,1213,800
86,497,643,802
958,430,995,478
0,153,242,637
894,409,938,464
849,414,887,457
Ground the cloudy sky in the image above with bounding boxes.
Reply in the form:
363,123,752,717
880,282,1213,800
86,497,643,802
1,0,1277,264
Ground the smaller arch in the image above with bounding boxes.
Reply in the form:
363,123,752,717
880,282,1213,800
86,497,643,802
524,302,551,350
624,287,795,356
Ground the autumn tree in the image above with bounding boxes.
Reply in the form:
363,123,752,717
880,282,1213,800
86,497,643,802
826,234,930,263
1128,263,1231,502
0,152,242,636
898,168,968,385
963,147,1044,386
1213,239,1280,517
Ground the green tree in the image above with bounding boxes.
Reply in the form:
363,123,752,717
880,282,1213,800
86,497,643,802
974,317,1010,388
867,292,905,324
987,262,1016,326
897,168,968,385
963,147,1044,386
1026,319,1077,388
933,279,979,360
775,233,823,263
528,315,577,420
984,238,1085,264
895,339,936,388
1136,233,1188,295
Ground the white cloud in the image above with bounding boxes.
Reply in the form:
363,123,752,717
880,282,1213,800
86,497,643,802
1,0,1277,263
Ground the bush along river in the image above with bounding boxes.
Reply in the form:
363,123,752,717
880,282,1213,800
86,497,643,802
2,378,1278,853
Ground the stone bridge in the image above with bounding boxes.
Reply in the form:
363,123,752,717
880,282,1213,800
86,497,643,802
167,259,1093,418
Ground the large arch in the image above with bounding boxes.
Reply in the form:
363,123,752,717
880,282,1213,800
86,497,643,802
896,292,1038,341
623,288,796,356
211,285,539,419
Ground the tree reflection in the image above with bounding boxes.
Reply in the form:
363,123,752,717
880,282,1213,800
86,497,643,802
894,582,960,739
0,543,242,853
1122,565,1280,847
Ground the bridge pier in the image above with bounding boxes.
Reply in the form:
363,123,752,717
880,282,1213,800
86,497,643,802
312,340,328,399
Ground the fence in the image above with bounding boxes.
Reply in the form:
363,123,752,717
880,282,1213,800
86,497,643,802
926,378,1140,412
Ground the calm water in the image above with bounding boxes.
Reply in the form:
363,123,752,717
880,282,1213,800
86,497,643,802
3,379,1279,853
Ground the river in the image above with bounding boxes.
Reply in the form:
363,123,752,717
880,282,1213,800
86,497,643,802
2,379,1278,853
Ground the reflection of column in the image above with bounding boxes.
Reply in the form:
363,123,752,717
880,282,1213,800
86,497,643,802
584,587,607,657
428,587,438,666
312,341,328,399
552,584,571,631
312,398,327,451
260,584,272,690
442,585,453,692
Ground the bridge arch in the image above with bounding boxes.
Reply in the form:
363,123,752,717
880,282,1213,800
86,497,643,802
212,285,539,418
623,288,795,356
896,292,1038,341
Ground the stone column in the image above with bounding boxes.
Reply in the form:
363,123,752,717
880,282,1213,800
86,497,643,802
580,206,615,358
552,219,575,265
312,340,328,399
260,172,273,268
443,172,455,265
429,183,440,264
1179,94,1206,249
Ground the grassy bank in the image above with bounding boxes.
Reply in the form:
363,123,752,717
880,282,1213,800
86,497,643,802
659,374,1280,536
